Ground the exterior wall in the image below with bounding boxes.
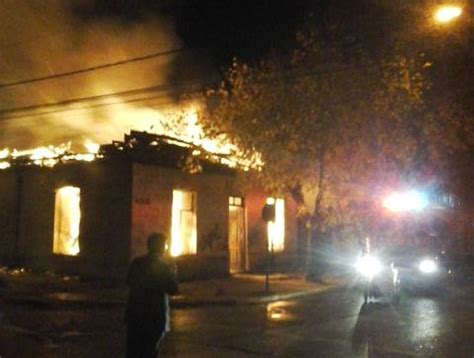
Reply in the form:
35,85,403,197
131,164,299,279
244,188,299,272
0,160,133,279
131,164,235,279
0,171,19,260
0,158,301,280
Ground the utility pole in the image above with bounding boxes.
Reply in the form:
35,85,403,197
262,202,276,293
265,232,270,293
14,173,23,262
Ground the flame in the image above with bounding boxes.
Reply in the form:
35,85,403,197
0,103,260,171
0,149,9,159
0,2,261,172
0,140,101,170
83,139,100,154
92,99,261,168
174,105,261,169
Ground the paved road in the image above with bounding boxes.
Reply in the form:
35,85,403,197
1,284,474,357
163,285,474,357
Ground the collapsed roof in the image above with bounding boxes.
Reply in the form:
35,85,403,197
0,131,246,173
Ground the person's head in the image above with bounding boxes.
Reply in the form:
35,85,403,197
147,233,167,257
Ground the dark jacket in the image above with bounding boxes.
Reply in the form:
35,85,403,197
125,254,178,327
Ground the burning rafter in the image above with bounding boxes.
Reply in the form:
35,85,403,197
0,142,101,170
101,130,255,170
0,131,259,172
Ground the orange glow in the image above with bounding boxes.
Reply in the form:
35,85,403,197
0,148,9,159
266,301,294,321
83,139,100,154
169,106,260,169
0,140,101,170
0,106,259,171
170,190,197,257
267,198,285,252
266,197,276,205
53,186,81,256
434,5,462,23
91,101,244,161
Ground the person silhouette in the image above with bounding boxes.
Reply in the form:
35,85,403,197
125,233,178,357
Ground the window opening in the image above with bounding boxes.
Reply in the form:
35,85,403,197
53,186,81,256
229,196,244,207
171,190,197,256
266,197,285,252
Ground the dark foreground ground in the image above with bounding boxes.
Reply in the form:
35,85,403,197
1,282,474,357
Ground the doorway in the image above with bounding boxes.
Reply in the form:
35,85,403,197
228,196,248,273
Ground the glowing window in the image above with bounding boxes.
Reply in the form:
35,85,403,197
53,186,81,256
267,198,285,252
229,196,244,207
171,190,197,257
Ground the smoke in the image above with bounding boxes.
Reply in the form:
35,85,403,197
0,0,199,150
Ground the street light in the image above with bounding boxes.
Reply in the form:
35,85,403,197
434,5,463,24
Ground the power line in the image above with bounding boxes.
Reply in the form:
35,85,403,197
0,82,208,122
0,59,381,122
0,82,202,116
0,93,175,122
0,48,185,90
0,84,171,116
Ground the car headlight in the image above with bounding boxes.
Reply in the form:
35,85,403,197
418,259,437,273
356,255,382,278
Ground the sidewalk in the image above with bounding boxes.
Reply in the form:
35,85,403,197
0,270,344,308
172,273,343,306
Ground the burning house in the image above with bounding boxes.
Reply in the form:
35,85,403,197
0,131,298,280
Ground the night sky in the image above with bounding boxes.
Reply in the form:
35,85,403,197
176,0,316,65
73,0,389,66
74,1,448,70
80,0,472,107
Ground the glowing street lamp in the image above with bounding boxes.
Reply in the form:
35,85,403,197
434,5,463,24
383,190,428,213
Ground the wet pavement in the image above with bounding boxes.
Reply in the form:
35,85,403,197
0,272,341,307
1,283,474,357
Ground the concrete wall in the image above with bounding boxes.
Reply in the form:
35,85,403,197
0,159,133,279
